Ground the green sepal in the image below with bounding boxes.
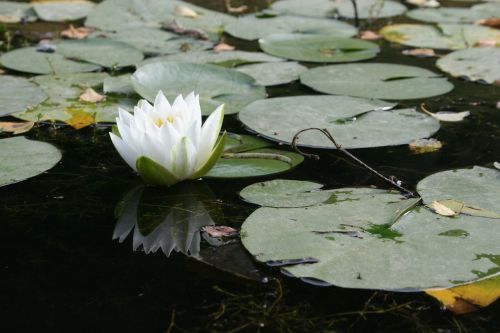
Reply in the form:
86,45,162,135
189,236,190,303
189,132,227,179
136,156,180,187
111,124,121,138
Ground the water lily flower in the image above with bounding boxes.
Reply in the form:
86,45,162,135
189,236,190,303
110,91,225,187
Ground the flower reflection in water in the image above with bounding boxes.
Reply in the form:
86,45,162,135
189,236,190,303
113,181,223,258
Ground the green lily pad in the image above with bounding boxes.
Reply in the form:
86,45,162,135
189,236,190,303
236,61,307,86
223,133,272,153
206,148,303,179
239,96,439,149
417,166,500,217
0,46,101,74
0,75,47,117
141,50,284,68
300,63,454,100
225,14,357,41
56,39,144,68
103,74,135,95
0,136,61,187
269,0,407,18
13,72,134,125
407,3,500,23
259,33,380,63
436,48,500,84
240,179,334,207
98,28,214,55
32,0,95,22
241,187,500,290
380,23,500,50
131,61,266,115
0,1,37,23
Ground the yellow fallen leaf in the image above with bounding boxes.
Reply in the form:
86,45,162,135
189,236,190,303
402,48,436,57
0,121,35,134
435,199,500,219
426,275,500,314
409,138,442,154
79,88,106,103
431,201,457,217
420,103,470,122
61,24,94,39
65,108,95,129
175,5,198,18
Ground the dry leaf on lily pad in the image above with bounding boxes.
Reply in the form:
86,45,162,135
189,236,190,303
0,121,34,134
426,275,500,314
202,225,238,238
65,108,95,129
406,0,440,8
79,88,106,103
421,104,470,122
474,40,498,47
359,30,382,40
402,48,436,57
409,138,442,154
61,25,94,39
213,41,235,52
476,18,500,29
432,199,500,219
175,5,198,18
431,200,457,217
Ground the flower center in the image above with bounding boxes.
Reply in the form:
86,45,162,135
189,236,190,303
154,116,175,128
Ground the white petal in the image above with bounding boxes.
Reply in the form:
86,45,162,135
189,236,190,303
137,99,154,113
118,107,134,125
110,133,139,171
170,137,197,179
196,104,223,169
154,91,171,114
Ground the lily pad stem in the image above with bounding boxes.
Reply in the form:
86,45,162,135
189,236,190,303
350,0,360,28
291,127,416,198
222,152,293,165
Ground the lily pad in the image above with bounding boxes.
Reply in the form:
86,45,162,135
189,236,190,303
0,75,47,117
141,50,284,67
98,28,214,55
131,62,266,115
0,46,101,74
269,0,407,18
103,74,135,95
259,33,380,63
240,179,334,208
380,23,500,50
300,63,454,100
56,39,144,68
407,3,500,23
236,61,307,86
239,96,440,149
436,47,500,84
206,148,304,179
225,14,357,41
241,188,500,290
0,136,61,187
0,1,36,23
417,166,500,217
223,133,272,153
32,0,95,22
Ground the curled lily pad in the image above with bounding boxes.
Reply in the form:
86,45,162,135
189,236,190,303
436,47,500,84
241,188,500,290
239,96,441,149
141,50,284,67
259,33,380,63
417,166,500,218
300,63,454,100
32,0,95,22
56,39,144,68
131,62,266,115
236,61,307,86
225,14,357,41
0,46,101,74
0,75,47,117
407,3,500,23
0,136,61,187
380,23,500,50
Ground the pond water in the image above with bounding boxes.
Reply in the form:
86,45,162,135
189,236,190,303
1,0,500,332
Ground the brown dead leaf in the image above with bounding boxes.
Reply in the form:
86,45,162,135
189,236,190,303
65,108,95,129
406,0,440,7
213,41,235,52
79,88,106,103
224,0,248,13
431,201,457,217
474,39,498,47
202,225,238,238
420,103,470,122
409,138,442,154
433,199,500,219
61,24,94,39
0,14,22,24
476,17,500,29
0,121,35,134
358,30,382,40
402,48,436,57
175,5,198,18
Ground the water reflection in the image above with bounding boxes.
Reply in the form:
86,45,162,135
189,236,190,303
113,181,223,258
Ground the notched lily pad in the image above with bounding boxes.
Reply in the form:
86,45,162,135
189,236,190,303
236,61,307,86
0,136,61,187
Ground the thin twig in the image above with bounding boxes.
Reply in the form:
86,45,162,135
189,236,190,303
166,307,176,333
291,128,416,198
350,0,360,28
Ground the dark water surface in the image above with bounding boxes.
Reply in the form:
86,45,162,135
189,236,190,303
1,0,500,332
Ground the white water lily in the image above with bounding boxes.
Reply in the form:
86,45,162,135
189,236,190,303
110,91,225,187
